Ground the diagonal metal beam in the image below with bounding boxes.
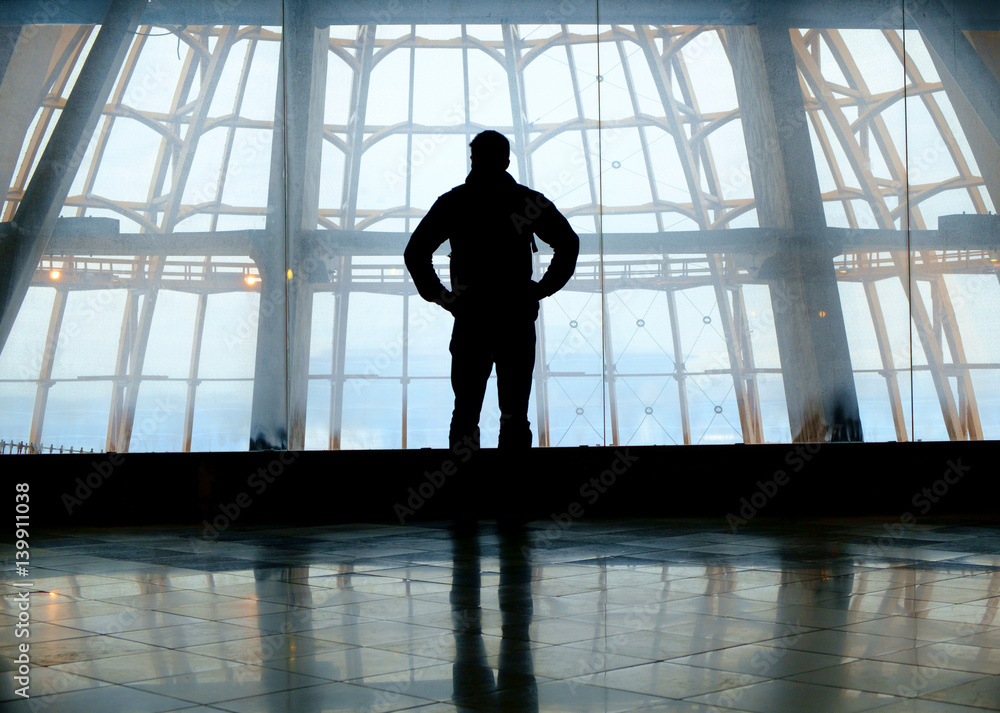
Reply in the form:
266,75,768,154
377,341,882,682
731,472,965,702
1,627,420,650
0,0,146,355
930,273,983,439
863,281,909,441
0,26,65,213
636,25,709,229
911,0,1000,152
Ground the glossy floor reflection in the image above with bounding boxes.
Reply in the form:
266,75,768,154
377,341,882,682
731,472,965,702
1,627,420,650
2,518,1000,712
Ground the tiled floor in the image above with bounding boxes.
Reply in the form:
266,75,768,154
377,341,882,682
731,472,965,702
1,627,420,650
2,517,1000,712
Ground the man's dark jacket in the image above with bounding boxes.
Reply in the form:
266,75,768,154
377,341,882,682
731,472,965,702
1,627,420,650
404,169,579,314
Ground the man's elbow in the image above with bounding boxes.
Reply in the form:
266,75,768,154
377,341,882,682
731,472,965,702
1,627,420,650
403,244,422,274
565,231,580,263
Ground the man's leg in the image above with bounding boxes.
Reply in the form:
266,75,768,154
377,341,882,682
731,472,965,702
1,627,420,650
449,317,493,452
495,319,536,453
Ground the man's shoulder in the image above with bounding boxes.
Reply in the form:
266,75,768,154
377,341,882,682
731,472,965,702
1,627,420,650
512,184,555,213
442,183,470,198
436,178,550,209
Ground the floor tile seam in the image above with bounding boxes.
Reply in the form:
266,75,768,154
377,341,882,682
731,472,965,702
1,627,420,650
556,665,770,701
718,606,897,626
31,615,219,636
359,641,468,663
449,680,684,709
3,621,106,642
1,584,151,600
362,635,558,658
661,649,866,671
335,614,540,631
843,652,1000,677
918,684,1000,711
117,673,334,706
355,668,561,693
250,652,450,682
21,660,182,689
98,597,257,614
159,642,304,668
102,573,262,586
682,679,910,710
287,575,456,587
206,618,319,635
0,669,120,702
7,678,201,707
316,677,461,707
563,638,751,660
30,585,192,600
103,627,265,649
880,580,1000,604
294,628,465,649
55,598,246,613
781,667,995,700
829,621,1000,639
137,660,341,686
288,619,472,639
215,602,385,624
539,654,679,681
45,646,254,670
831,591,992,605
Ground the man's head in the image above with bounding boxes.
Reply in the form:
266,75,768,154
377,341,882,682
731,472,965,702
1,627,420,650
469,130,510,172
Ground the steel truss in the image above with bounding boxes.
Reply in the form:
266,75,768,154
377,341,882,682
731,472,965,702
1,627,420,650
794,28,994,440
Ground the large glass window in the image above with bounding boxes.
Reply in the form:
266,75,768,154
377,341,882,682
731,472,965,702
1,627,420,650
1,1,998,452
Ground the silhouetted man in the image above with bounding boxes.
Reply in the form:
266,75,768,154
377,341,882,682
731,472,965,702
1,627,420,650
404,131,579,455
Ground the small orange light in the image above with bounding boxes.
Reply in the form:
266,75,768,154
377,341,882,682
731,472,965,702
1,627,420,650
286,269,293,280
50,270,61,280
818,310,827,318
244,275,260,287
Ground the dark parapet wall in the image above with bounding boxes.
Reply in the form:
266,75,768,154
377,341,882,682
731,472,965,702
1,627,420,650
5,441,998,529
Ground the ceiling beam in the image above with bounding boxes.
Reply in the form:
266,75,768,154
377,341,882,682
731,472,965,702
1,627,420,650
3,0,999,30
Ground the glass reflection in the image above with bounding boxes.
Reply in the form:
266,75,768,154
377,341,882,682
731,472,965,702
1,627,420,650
452,524,538,711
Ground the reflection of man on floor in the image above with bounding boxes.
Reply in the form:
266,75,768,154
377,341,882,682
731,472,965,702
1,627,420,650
451,524,538,712
404,131,579,454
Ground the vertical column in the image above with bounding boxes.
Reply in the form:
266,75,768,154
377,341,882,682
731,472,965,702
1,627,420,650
284,0,330,450
183,290,209,452
28,288,67,447
250,6,331,451
666,288,692,445
250,50,289,449
0,0,146,354
727,24,862,442
327,25,374,448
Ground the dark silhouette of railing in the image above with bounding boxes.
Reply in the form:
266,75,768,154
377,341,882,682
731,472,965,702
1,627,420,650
0,440,96,454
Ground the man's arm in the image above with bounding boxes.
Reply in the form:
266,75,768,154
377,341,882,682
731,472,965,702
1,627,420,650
532,197,580,299
403,199,453,308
